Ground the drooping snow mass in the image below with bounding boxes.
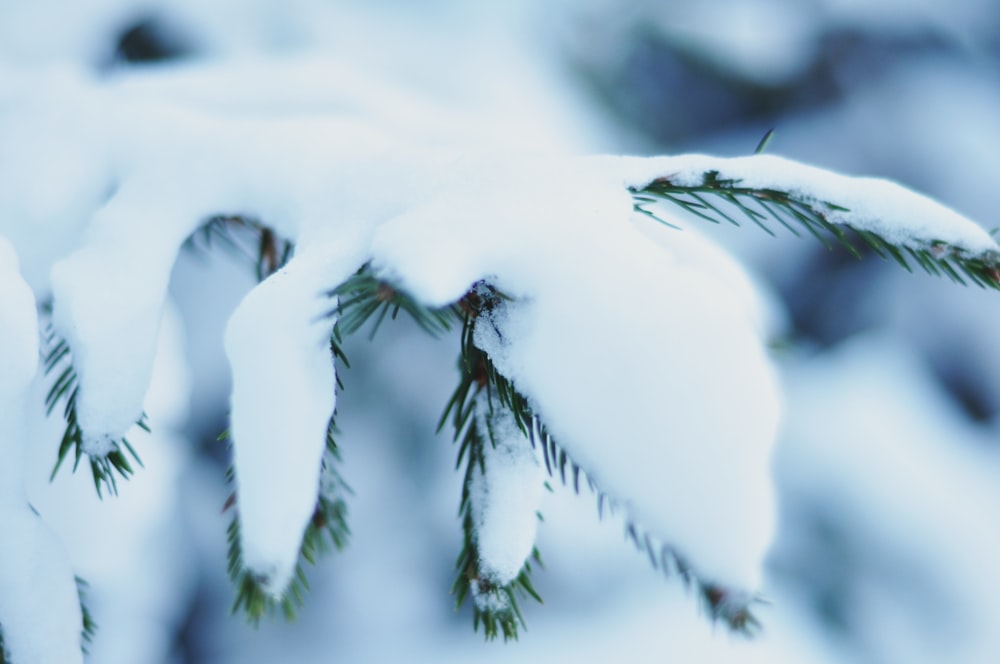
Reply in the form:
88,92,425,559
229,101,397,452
0,238,84,663
373,153,781,590
49,206,186,454
0,64,443,459
224,243,361,597
468,403,546,589
614,153,999,256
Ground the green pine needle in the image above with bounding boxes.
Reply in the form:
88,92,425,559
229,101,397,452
76,576,97,654
632,171,1000,290
187,215,293,281
754,128,776,155
328,263,462,340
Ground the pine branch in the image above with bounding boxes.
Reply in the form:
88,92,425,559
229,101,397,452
186,215,293,281
226,418,351,623
427,284,543,640
199,218,349,620
211,228,768,636
42,327,147,498
326,269,542,639
443,284,763,634
632,171,1000,289
450,412,545,641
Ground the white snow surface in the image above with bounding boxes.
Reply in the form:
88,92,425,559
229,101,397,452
468,403,546,588
0,63,445,451
616,153,999,256
375,153,780,590
0,238,39,491
0,236,38,506
224,243,359,597
0,508,84,664
0,238,84,663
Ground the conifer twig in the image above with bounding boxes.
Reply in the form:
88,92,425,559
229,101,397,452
42,327,147,498
632,171,1000,289
226,418,351,623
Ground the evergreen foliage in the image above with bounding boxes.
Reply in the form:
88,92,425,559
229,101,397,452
225,419,352,623
42,327,147,499
161,175,1000,638
26,163,999,653
633,172,1000,289
444,285,545,640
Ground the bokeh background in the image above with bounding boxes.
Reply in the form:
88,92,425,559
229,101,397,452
5,1,1000,662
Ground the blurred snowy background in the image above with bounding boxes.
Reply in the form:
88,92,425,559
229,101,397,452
5,0,1000,662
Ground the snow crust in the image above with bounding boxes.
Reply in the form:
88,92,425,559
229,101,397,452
468,404,546,588
616,153,999,256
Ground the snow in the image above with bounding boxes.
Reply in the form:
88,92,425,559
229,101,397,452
374,152,781,590
0,237,40,462
224,243,360,597
4,11,1000,656
22,302,196,664
0,509,84,664
616,153,1000,257
0,237,83,663
468,403,546,588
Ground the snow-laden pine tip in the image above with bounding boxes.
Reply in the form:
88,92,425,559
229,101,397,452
469,582,512,615
0,507,84,664
615,153,999,256
224,244,360,598
468,403,546,588
373,153,780,590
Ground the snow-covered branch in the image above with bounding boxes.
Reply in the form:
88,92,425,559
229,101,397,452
2,67,998,654
624,154,1000,288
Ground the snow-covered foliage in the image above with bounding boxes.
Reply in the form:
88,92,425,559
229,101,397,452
0,239,83,664
2,1,1000,663
467,405,546,608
